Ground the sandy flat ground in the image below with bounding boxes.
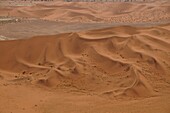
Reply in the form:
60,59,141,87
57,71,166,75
0,0,170,113
0,18,169,39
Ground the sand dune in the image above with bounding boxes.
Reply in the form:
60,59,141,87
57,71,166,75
0,23,170,113
0,23,170,97
0,1,169,23
0,1,170,113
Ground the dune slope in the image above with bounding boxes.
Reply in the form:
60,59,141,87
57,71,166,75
0,24,170,96
0,24,170,113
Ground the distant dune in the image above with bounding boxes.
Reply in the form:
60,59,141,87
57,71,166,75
0,1,169,23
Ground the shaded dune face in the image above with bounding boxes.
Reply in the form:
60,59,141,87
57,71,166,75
0,24,170,98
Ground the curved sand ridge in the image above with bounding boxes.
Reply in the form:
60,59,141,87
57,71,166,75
0,24,170,98
0,1,169,23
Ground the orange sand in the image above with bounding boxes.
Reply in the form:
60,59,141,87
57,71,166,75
0,23,170,113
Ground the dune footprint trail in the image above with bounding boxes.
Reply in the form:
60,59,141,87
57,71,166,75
0,24,170,99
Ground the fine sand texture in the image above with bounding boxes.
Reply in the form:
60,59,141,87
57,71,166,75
0,23,170,113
